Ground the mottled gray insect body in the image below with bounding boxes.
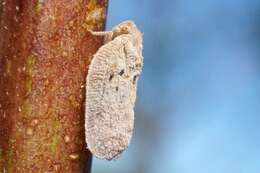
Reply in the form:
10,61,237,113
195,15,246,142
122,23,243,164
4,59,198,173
85,21,143,160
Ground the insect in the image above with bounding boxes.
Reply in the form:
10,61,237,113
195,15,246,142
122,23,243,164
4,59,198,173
85,20,143,160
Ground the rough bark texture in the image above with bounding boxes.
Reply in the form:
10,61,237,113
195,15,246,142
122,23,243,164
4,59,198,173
0,0,108,172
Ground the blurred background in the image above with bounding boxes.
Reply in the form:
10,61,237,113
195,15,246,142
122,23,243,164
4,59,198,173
92,0,260,172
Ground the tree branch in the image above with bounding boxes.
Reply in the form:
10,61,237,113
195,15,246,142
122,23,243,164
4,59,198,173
0,0,108,172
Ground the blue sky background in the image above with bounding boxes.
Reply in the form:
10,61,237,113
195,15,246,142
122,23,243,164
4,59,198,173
92,0,260,172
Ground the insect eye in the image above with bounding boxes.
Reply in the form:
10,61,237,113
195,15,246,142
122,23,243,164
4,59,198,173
120,26,129,34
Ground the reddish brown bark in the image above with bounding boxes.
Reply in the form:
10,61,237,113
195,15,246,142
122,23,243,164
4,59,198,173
0,0,108,172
